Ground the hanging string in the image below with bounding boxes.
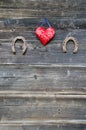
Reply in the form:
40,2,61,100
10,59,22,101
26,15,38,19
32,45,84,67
40,18,51,27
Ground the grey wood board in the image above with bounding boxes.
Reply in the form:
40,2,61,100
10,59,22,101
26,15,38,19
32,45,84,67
0,29,85,64
0,0,85,128
0,97,86,120
0,124,86,130
0,65,85,91
0,0,85,19
0,0,85,29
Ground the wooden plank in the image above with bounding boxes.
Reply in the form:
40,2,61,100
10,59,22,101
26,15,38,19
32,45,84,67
0,18,86,29
0,65,85,91
0,9,85,18
0,0,85,8
0,0,86,18
0,124,86,130
0,97,86,120
0,0,85,28
0,0,85,12
0,29,85,64
0,0,85,128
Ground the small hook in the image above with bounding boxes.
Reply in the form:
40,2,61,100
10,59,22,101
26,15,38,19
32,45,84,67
12,36,27,55
62,36,79,53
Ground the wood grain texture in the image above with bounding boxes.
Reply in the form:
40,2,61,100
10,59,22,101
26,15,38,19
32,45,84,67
0,0,85,29
0,29,85,64
0,125,86,130
0,65,85,91
0,92,86,121
0,0,85,129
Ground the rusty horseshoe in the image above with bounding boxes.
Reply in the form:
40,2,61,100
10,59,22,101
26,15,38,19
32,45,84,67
62,36,79,53
12,36,27,55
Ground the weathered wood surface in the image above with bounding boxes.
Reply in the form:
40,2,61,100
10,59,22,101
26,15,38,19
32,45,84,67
0,29,85,64
0,93,86,120
0,0,86,129
0,65,86,91
0,125,86,130
0,0,86,29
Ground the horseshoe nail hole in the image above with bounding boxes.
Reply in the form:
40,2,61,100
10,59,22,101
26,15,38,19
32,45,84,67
34,75,38,80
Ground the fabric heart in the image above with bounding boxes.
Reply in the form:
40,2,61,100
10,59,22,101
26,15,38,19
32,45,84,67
36,26,55,46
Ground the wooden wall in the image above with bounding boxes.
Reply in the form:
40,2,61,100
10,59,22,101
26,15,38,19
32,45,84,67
0,0,86,129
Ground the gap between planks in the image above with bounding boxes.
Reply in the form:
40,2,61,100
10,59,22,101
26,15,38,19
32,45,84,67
0,63,86,68
0,119,86,126
0,91,86,99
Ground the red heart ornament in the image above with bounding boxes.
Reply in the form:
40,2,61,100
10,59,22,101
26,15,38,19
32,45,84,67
36,26,55,46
